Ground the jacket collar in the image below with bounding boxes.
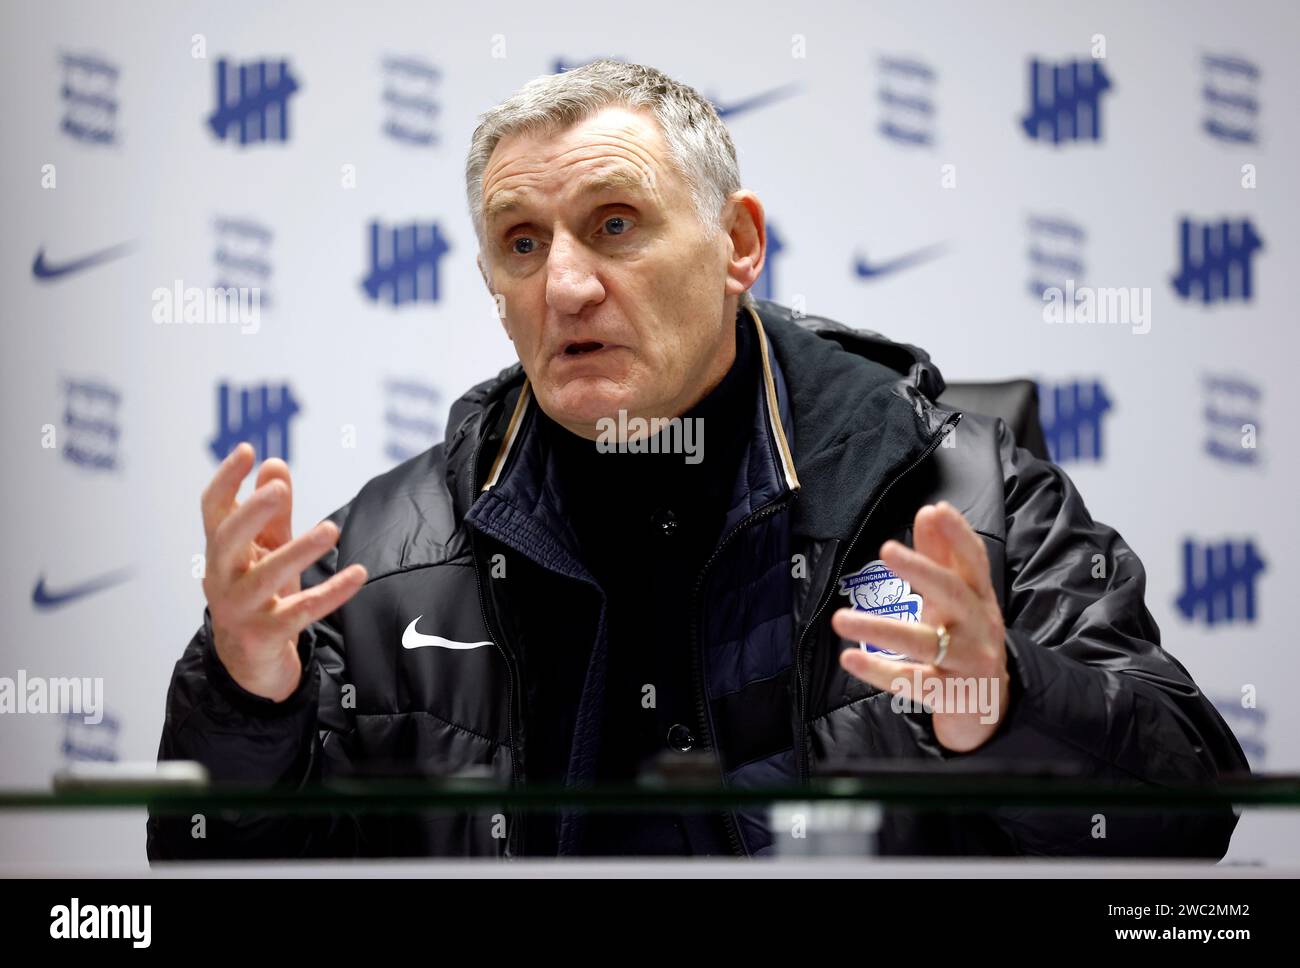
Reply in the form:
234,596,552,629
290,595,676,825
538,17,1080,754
449,298,958,548
479,304,798,494
462,305,801,577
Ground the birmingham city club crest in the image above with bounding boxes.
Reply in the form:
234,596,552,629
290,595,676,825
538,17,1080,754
837,560,924,659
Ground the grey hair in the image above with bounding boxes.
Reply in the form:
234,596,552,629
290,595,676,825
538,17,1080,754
465,59,754,309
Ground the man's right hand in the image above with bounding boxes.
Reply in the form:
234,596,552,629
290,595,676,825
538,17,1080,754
201,442,368,702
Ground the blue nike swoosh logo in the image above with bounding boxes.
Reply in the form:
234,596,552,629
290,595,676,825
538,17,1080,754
32,568,134,609
709,83,801,119
853,243,948,280
32,242,135,281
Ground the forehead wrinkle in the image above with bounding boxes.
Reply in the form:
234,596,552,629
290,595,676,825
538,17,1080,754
484,158,664,229
481,116,674,228
572,165,655,199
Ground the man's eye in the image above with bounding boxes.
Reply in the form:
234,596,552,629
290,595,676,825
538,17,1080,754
511,237,536,255
602,216,629,236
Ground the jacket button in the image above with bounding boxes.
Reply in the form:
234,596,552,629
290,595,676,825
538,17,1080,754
667,723,695,751
651,507,679,537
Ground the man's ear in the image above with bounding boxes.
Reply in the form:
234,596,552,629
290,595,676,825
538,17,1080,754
722,190,765,300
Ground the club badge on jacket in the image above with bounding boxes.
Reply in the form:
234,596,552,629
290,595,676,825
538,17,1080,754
837,560,923,660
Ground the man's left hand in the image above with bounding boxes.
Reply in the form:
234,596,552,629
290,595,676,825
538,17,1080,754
832,501,1011,753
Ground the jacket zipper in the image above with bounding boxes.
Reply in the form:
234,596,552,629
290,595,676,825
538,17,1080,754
466,406,526,859
470,533,524,858
791,411,962,782
464,387,957,852
688,492,796,857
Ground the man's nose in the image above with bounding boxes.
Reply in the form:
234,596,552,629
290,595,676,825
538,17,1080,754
545,232,605,315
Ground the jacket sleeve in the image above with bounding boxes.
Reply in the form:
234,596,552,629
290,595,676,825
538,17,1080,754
954,419,1251,858
146,503,363,861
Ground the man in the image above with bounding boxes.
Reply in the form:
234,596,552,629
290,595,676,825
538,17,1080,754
148,60,1248,860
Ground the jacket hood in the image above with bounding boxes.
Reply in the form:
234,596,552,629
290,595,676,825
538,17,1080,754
763,300,946,398
747,299,958,539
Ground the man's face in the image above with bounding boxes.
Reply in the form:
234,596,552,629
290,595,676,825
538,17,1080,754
478,105,740,437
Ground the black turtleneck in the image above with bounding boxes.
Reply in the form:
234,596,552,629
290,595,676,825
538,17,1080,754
536,310,758,855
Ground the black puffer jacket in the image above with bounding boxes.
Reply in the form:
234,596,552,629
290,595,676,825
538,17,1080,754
147,299,1249,860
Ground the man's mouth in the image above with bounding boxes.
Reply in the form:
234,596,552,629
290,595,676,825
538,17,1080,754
562,341,607,356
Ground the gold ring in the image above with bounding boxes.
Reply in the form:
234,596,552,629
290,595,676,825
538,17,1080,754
934,624,951,667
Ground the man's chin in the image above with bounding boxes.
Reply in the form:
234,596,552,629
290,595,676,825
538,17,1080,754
540,380,636,434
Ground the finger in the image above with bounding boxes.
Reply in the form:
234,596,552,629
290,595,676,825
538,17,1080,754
841,648,990,719
269,564,368,636
200,442,255,541
913,504,955,571
832,608,953,667
839,646,936,700
229,521,340,618
254,458,294,550
210,480,290,579
879,539,975,620
933,501,995,600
